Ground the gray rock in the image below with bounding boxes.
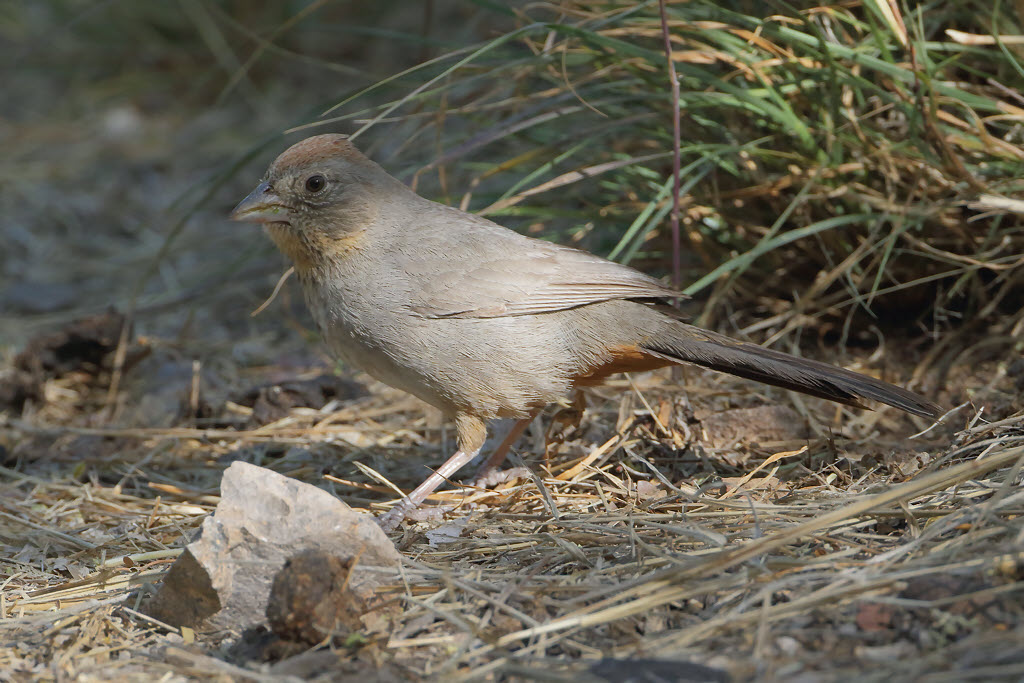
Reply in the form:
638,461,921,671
145,461,399,632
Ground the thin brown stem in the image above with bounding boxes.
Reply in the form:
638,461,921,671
658,0,683,288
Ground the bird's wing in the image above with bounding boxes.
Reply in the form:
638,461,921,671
402,211,680,319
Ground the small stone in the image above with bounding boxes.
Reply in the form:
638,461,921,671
144,462,399,632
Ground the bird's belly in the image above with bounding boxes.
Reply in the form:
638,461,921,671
303,278,582,418
299,280,442,408
319,317,455,411
323,315,574,419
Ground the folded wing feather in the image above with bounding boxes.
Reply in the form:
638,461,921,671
405,212,679,318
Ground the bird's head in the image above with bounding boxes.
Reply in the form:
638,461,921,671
230,134,392,270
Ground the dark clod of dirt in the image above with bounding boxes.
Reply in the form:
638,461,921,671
233,374,368,426
859,570,1021,644
899,572,1001,619
266,549,369,646
1,310,127,412
697,405,810,449
0,367,42,412
587,657,730,682
15,310,125,376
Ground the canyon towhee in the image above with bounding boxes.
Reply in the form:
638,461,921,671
231,134,940,530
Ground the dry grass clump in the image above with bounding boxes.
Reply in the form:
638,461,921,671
2,360,1023,679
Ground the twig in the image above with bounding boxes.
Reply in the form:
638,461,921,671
658,0,683,288
251,266,295,317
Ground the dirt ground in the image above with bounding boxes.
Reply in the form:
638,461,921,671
3,5,1024,683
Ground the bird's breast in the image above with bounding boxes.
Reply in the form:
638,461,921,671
298,270,457,409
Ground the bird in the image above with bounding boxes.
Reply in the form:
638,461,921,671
230,134,940,530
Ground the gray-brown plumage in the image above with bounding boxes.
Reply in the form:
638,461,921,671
231,134,940,530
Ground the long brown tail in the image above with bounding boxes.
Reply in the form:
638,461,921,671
643,324,941,419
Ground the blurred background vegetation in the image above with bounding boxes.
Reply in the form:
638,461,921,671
2,0,1022,388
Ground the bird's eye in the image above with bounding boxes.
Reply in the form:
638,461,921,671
304,174,326,193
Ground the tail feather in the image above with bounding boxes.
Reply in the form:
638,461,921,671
644,325,941,419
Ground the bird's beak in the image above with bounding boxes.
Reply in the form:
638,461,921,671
229,180,290,223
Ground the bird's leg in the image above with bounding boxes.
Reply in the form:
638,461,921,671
470,412,539,485
377,413,488,532
376,445,482,532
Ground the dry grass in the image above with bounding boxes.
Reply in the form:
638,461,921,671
2,349,1023,679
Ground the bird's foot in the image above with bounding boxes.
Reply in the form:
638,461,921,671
375,505,407,533
377,501,462,531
